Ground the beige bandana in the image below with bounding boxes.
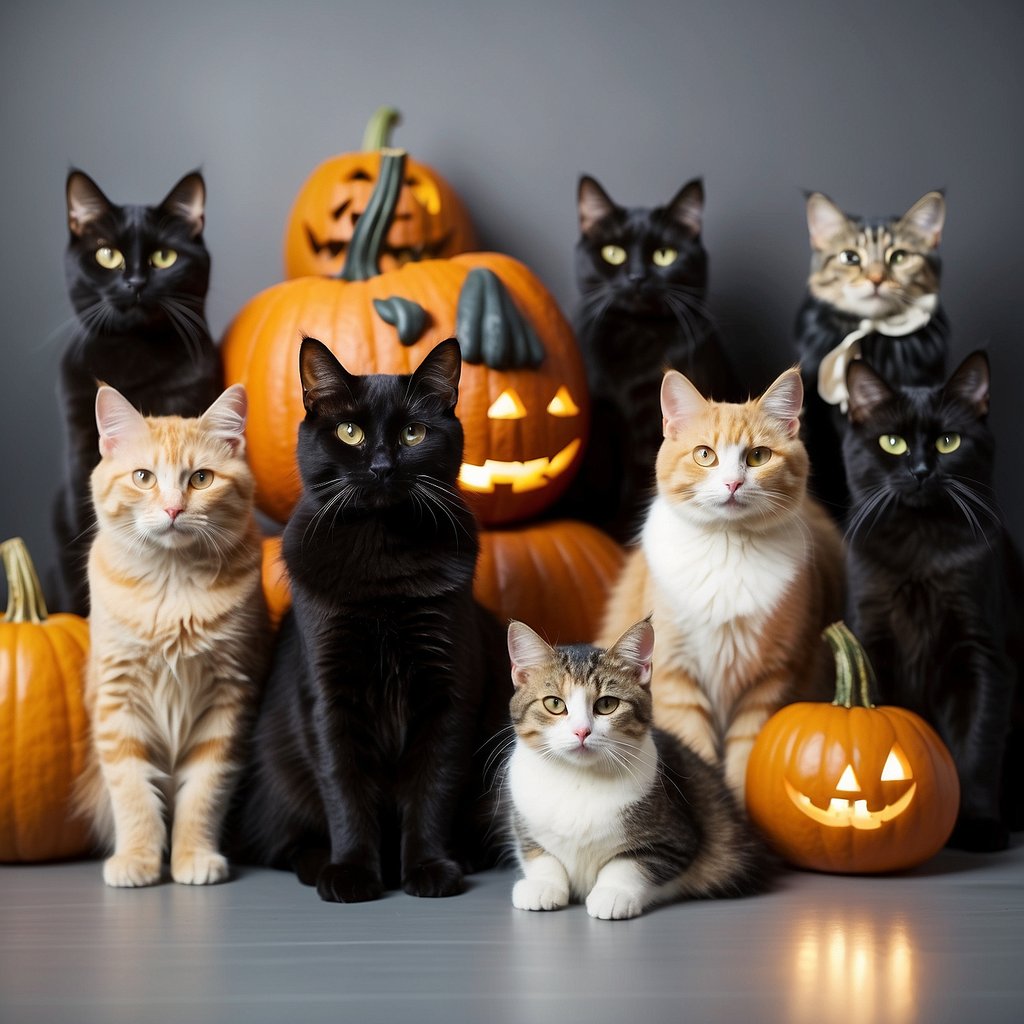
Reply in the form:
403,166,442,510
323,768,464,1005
817,294,938,411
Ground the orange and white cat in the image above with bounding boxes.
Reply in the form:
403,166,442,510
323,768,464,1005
78,384,269,887
599,368,844,802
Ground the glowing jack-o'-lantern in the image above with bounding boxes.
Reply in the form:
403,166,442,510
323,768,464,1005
224,149,588,526
746,622,959,874
283,107,476,278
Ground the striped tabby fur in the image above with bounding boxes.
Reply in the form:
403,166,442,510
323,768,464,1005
505,619,766,920
77,384,269,887
599,369,844,803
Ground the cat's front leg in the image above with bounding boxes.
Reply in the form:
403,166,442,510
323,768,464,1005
585,858,650,920
651,668,719,767
723,673,790,805
512,851,570,912
170,696,244,885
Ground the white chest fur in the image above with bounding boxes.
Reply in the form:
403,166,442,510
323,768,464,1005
508,738,657,898
642,496,807,699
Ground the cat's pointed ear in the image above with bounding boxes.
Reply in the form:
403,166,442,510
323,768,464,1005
67,170,113,237
159,171,205,237
200,384,247,454
759,368,803,438
578,175,616,237
95,385,148,457
898,190,945,248
805,192,850,250
507,620,556,688
846,360,894,425
667,178,704,236
944,350,990,418
299,336,355,411
608,617,654,688
411,337,461,409
661,369,707,437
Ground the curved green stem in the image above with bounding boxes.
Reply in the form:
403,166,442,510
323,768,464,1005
339,148,406,282
361,107,401,150
2,537,48,624
823,621,876,708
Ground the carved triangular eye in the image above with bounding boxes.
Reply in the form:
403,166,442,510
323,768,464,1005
546,386,580,418
881,744,912,781
487,389,527,420
836,764,861,792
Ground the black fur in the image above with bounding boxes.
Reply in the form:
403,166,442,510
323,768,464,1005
842,351,1023,851
558,175,741,541
53,169,223,614
231,338,509,901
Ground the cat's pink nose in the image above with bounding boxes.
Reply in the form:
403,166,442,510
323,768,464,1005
165,507,183,522
724,480,742,495
574,726,591,745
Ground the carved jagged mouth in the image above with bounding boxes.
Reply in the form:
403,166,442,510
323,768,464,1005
784,779,917,831
458,439,581,494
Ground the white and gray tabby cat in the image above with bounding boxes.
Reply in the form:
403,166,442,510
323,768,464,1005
505,619,766,920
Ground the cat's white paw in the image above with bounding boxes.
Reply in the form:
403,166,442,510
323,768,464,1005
512,878,569,912
103,853,162,888
171,849,229,885
586,886,643,920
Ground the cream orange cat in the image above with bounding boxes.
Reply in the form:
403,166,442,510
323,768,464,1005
599,368,844,802
77,384,269,887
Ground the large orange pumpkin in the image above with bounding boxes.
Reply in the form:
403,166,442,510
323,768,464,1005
283,107,476,278
746,622,959,874
224,150,588,527
0,538,91,861
260,520,623,646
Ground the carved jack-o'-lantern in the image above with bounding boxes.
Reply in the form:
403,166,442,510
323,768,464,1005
746,622,959,874
283,107,476,278
224,149,588,526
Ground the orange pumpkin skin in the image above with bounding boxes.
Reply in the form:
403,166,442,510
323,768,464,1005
221,252,588,526
746,624,959,874
283,110,476,279
0,538,91,862
260,536,290,631
475,521,624,645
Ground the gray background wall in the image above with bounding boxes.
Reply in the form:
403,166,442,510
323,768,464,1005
2,0,1022,605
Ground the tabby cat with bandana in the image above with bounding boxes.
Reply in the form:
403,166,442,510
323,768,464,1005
795,190,948,515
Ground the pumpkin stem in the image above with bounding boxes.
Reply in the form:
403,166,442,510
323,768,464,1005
361,106,401,150
339,148,406,282
2,537,49,624
823,621,877,709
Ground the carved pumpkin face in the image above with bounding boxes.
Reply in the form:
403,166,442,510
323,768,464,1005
745,623,959,874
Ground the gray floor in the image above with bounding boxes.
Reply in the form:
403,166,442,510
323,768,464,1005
2,841,1023,1024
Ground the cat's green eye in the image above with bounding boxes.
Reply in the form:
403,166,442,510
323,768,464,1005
189,469,214,490
132,469,156,489
838,250,861,266
936,433,961,454
888,248,908,265
746,447,772,467
542,696,567,715
693,446,718,467
594,696,620,715
601,244,627,266
652,247,678,268
879,434,908,456
401,423,427,447
95,246,125,271
337,422,365,446
150,249,178,269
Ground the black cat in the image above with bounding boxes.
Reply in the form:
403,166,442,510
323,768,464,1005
232,337,509,902
843,352,1023,851
53,170,223,614
796,190,949,518
561,175,741,541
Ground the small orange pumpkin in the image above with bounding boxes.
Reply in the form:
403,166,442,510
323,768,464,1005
746,622,959,874
0,538,91,861
283,107,476,278
224,149,588,527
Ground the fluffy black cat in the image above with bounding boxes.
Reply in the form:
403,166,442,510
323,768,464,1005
562,175,741,541
232,337,509,902
796,190,949,518
843,351,1023,851
53,170,223,614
